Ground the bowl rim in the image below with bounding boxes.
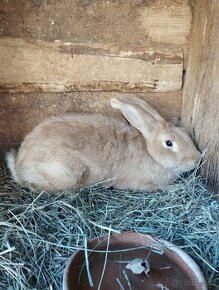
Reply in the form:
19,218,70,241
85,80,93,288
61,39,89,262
63,231,208,290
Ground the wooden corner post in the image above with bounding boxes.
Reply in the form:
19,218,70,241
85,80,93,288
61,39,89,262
182,0,219,193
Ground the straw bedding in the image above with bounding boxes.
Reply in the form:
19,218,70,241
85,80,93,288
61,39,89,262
0,164,218,290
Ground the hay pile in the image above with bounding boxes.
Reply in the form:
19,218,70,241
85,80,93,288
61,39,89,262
0,164,218,290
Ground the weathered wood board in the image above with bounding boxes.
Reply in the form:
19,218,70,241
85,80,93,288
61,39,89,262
0,0,192,65
0,38,183,93
182,0,219,193
0,91,182,159
0,0,193,94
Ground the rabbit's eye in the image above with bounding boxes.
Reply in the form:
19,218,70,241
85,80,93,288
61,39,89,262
165,140,173,147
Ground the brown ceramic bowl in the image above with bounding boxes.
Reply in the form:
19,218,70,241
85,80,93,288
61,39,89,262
63,232,207,290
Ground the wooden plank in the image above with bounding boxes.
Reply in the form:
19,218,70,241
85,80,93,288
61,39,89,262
139,0,192,45
0,37,183,93
181,0,219,193
0,91,182,160
0,1,192,67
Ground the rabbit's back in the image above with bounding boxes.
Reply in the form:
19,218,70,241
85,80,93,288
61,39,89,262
17,113,128,163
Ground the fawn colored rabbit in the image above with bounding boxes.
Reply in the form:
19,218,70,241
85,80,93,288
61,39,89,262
6,95,201,192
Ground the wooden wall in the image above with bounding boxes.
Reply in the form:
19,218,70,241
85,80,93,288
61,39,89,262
182,0,219,193
0,0,192,158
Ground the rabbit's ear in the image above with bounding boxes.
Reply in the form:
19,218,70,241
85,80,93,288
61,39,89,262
111,97,160,136
112,95,164,122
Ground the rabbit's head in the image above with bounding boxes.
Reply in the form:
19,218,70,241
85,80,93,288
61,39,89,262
111,96,201,174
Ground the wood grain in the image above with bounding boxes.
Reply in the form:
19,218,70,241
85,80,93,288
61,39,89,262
181,0,219,193
139,0,192,45
0,0,192,66
0,91,182,160
0,37,183,93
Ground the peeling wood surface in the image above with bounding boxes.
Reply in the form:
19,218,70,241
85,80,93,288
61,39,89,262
182,0,219,193
0,0,192,67
0,91,182,159
0,37,183,93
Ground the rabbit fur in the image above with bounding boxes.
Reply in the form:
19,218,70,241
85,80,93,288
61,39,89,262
6,95,201,192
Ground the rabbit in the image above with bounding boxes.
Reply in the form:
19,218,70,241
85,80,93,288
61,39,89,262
5,95,201,192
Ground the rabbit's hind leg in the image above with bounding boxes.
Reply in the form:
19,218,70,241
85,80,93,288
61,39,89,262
21,161,88,192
